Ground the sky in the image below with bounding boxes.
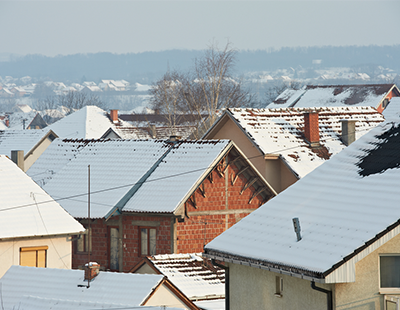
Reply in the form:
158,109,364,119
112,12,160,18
0,0,399,57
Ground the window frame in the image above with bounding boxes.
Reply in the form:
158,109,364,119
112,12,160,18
75,228,92,254
379,254,400,294
139,227,157,257
20,246,48,268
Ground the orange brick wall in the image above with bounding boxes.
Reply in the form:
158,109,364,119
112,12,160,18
176,156,264,253
73,214,172,272
72,155,266,270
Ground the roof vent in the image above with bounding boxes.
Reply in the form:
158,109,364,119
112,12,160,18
292,217,302,242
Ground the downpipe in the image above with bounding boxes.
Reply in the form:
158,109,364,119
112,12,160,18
212,259,229,310
311,281,333,310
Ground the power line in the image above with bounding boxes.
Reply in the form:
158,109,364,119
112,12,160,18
1,125,377,213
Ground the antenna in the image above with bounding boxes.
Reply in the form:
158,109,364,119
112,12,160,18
292,217,302,242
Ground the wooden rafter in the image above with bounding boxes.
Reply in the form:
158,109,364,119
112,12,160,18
188,194,197,209
248,187,267,204
198,183,206,197
231,166,250,185
240,178,257,195
207,172,214,184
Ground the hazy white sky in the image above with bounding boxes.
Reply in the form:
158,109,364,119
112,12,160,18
1,1,399,56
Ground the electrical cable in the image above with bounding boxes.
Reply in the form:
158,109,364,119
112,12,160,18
0,125,377,213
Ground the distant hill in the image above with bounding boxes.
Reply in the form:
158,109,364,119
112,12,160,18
0,45,399,83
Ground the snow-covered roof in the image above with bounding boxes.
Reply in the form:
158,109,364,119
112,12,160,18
0,155,83,239
268,84,398,109
28,139,232,218
0,266,168,310
46,106,131,139
111,125,197,140
226,107,384,178
195,299,225,310
0,129,53,157
7,111,39,130
205,113,400,279
141,253,225,300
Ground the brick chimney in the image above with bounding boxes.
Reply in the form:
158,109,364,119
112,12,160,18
85,262,100,281
340,119,357,146
109,109,119,123
304,112,320,147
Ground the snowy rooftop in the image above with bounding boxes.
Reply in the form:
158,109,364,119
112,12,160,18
0,266,169,310
227,106,384,177
268,84,397,109
0,155,83,239
7,111,40,130
46,105,132,139
28,139,231,218
0,129,52,157
145,253,225,300
205,113,400,277
112,125,197,140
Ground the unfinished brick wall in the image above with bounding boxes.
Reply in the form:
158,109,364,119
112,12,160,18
176,156,265,253
72,214,172,272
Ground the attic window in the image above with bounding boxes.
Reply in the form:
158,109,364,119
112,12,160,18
357,123,400,177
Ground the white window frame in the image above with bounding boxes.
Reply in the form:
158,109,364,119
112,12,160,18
379,254,400,295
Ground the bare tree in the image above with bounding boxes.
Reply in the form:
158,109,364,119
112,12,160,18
265,80,303,105
150,42,252,138
149,69,186,134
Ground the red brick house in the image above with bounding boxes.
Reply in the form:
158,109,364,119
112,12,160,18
27,138,276,272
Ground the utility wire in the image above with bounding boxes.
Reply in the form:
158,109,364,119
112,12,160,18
0,125,377,213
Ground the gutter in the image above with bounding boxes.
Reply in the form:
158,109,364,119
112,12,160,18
311,281,332,310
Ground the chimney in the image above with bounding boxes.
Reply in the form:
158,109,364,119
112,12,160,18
340,119,357,146
149,124,157,138
11,150,24,171
169,135,181,142
109,109,119,123
85,262,100,281
304,112,320,147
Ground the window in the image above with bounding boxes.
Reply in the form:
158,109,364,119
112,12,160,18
275,276,283,297
380,255,400,293
76,229,92,253
20,246,48,268
140,227,156,256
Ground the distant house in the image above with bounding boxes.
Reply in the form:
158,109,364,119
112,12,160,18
27,139,275,272
131,253,225,310
46,106,131,139
202,107,384,193
268,84,400,112
204,106,400,310
0,155,84,278
6,111,48,130
0,265,195,310
81,85,102,93
0,129,58,171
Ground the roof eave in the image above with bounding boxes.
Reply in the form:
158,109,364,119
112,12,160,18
204,249,325,283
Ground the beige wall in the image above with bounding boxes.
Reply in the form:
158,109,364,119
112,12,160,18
146,283,191,309
134,263,157,274
229,263,332,310
24,135,54,171
335,233,400,310
0,236,73,278
205,116,297,193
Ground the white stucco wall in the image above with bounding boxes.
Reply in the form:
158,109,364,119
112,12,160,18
0,235,73,278
228,263,333,310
